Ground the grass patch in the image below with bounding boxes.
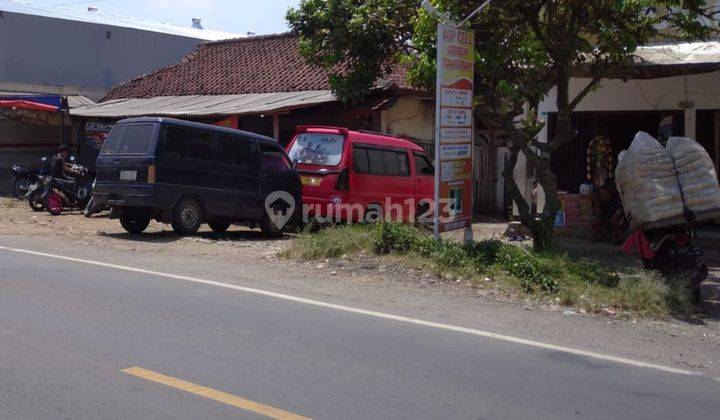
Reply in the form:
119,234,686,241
281,222,693,317
278,224,374,260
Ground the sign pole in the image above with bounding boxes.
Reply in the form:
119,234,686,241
433,23,475,243
433,25,443,241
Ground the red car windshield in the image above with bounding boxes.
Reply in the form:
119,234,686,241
288,132,344,166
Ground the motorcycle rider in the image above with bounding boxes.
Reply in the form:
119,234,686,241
51,145,70,179
50,145,79,181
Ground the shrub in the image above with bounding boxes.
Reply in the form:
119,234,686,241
466,239,504,268
413,235,440,257
497,246,559,293
372,223,420,254
435,243,470,267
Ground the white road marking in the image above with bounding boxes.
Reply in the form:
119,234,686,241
0,244,701,377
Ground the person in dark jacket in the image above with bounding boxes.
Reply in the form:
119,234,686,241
50,145,72,180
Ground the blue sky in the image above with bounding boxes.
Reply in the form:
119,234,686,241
38,0,300,35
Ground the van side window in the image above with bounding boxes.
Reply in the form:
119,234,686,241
260,143,291,172
384,150,409,176
414,152,434,176
355,146,409,176
163,126,189,159
188,131,212,161
367,149,385,174
235,137,255,167
353,147,370,173
217,135,255,167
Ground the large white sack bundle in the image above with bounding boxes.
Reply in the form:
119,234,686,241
615,132,682,227
616,132,720,228
667,136,720,217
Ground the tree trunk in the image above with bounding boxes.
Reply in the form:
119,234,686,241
501,143,558,252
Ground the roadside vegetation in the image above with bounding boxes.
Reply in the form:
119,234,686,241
281,223,692,318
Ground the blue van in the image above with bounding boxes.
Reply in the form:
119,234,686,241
94,117,301,236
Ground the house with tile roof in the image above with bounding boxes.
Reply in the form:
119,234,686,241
72,33,435,148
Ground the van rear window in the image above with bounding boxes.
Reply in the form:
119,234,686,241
101,124,155,155
288,133,344,166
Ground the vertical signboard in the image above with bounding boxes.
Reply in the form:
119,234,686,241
434,23,474,237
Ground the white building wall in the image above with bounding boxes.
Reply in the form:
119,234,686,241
537,72,720,140
516,71,720,212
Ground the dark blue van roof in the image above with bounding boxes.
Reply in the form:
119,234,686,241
116,117,276,144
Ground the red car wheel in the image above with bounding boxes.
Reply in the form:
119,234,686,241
46,192,64,216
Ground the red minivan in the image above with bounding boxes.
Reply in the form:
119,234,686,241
286,126,434,222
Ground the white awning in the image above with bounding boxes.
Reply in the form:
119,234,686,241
70,91,337,118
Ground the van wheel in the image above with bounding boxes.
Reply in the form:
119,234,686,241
119,209,150,234
259,213,283,238
172,198,203,235
208,219,231,233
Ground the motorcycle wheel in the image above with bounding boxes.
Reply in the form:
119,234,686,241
46,192,64,216
13,178,30,198
28,190,45,211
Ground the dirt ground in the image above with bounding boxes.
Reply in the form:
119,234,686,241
1,199,719,376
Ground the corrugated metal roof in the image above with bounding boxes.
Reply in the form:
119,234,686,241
0,0,239,41
66,95,95,108
69,91,337,118
576,41,720,79
634,41,720,65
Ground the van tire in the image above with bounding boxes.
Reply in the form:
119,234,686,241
119,209,150,234
259,213,283,238
172,198,203,235
208,219,231,233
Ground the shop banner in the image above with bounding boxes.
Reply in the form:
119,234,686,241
434,23,475,235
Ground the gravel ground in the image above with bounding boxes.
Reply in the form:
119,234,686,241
1,199,719,376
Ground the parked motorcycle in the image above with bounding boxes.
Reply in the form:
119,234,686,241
26,175,51,211
41,164,94,215
638,225,707,303
9,156,49,197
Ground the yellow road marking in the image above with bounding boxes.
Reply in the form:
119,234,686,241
122,367,310,420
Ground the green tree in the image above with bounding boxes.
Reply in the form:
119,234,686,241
287,0,718,250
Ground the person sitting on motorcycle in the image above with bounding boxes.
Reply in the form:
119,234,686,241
51,145,77,181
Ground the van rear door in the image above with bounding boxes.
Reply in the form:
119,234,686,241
286,129,347,206
96,123,158,185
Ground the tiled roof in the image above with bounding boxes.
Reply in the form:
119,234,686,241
104,33,413,100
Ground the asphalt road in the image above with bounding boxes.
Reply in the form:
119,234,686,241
1,247,718,420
